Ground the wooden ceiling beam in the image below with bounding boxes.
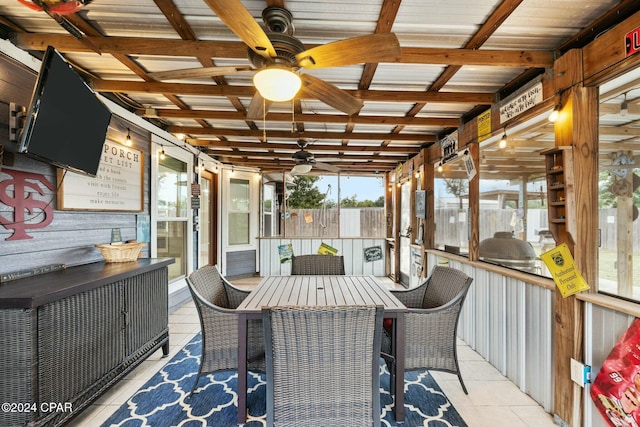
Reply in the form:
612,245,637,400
171,127,435,142
190,140,421,153
204,150,407,161
141,108,460,127
12,34,552,67
236,160,397,171
92,79,494,104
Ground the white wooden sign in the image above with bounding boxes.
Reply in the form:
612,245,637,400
58,140,143,211
440,131,458,162
499,81,543,123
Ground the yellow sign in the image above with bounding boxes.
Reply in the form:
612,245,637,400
477,109,491,142
540,243,590,298
317,242,338,256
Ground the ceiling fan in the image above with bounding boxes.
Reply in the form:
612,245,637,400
290,140,340,175
148,0,401,119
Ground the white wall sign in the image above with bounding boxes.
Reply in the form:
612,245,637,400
441,131,459,162
499,81,543,123
57,140,143,211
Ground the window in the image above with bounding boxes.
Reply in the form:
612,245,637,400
285,174,338,237
477,118,552,277
229,178,250,245
156,152,188,280
434,156,469,255
199,173,212,267
597,69,640,301
262,182,276,237
338,175,385,238
262,174,385,238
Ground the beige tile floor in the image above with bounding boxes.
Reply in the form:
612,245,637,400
68,277,556,427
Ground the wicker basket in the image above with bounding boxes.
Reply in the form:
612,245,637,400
96,242,145,263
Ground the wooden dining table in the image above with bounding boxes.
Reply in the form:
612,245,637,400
236,275,406,423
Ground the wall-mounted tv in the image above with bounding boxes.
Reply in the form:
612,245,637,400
18,46,112,177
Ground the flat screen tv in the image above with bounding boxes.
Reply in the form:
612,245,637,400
18,46,112,177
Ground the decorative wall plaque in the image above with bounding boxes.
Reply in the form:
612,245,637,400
57,140,143,211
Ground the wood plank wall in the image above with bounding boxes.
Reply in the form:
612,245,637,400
0,52,151,277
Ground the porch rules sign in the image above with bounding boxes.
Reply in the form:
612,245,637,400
57,141,144,211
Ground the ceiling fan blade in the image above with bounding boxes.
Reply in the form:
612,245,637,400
314,162,340,173
246,92,273,121
296,33,401,69
299,74,363,116
148,66,253,81
203,0,276,59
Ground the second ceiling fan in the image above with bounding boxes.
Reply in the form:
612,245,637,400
149,0,402,119
290,140,340,175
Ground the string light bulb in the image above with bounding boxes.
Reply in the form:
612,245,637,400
548,104,561,123
437,162,443,173
159,144,166,160
620,93,629,116
125,128,132,146
498,132,508,149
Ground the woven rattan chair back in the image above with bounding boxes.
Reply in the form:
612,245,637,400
290,254,346,275
186,265,264,395
188,265,229,308
263,305,383,427
384,265,473,394
422,266,472,309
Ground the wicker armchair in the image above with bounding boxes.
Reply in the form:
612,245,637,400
384,265,473,394
290,254,345,275
186,265,264,394
262,305,383,427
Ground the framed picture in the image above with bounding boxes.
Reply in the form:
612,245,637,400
415,190,426,219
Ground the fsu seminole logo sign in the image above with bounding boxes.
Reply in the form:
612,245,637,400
0,168,55,240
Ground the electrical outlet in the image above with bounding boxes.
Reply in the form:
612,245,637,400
570,358,591,387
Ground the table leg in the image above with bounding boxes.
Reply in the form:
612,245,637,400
237,314,248,424
394,313,405,422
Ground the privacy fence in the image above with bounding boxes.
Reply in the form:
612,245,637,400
282,208,385,238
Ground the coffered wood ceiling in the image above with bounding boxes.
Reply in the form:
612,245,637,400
1,0,638,175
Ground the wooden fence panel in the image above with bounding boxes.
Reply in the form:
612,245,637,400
284,208,384,238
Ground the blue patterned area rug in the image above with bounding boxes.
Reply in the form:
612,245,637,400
101,334,467,427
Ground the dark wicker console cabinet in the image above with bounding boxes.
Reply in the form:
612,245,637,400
0,258,173,427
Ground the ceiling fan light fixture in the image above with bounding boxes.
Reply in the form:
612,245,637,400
291,163,312,174
253,66,301,102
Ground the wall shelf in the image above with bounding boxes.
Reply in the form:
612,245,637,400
541,146,575,244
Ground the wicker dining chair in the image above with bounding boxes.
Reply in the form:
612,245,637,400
262,305,383,427
290,254,345,275
384,265,473,394
186,265,264,394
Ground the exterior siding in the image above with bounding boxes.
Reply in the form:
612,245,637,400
259,238,386,276
0,52,151,277
429,253,554,413
226,249,257,277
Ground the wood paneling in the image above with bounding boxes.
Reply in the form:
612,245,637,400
583,10,640,82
